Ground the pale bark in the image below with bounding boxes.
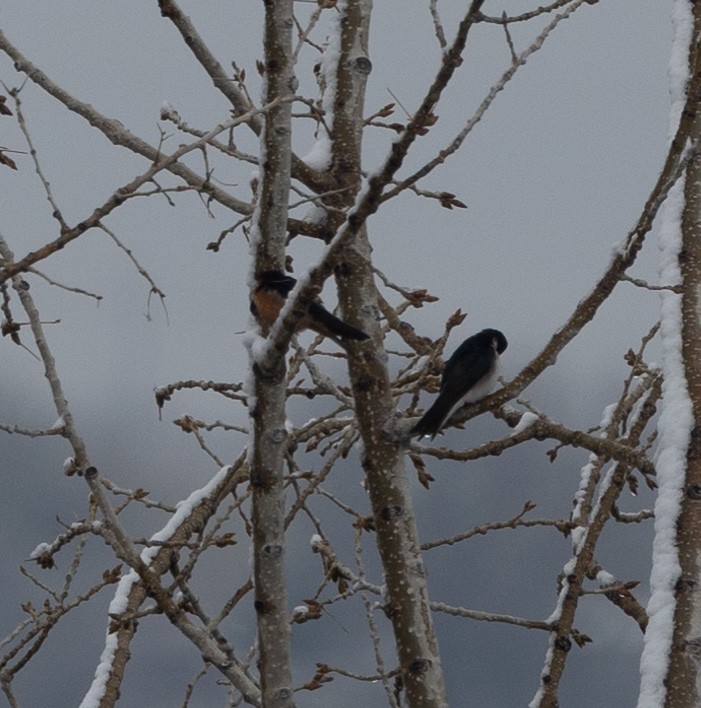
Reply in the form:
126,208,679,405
665,4,701,704
327,1,448,704
248,0,296,705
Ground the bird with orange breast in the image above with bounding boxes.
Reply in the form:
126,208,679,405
250,269,370,344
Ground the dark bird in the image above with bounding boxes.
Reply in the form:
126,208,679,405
250,269,370,343
411,328,508,439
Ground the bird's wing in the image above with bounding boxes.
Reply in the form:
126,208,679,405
439,338,494,399
411,340,495,438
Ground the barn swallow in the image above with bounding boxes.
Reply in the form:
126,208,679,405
411,328,507,439
250,269,370,343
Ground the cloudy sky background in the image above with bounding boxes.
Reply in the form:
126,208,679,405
0,1,673,706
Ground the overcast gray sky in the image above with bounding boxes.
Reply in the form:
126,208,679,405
1,2,673,706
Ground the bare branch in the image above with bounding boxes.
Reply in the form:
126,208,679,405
428,0,447,49
156,0,331,193
26,267,103,302
479,0,575,24
0,30,253,217
98,223,168,321
11,89,69,231
381,0,589,202
422,502,572,550
0,235,90,471
0,98,286,284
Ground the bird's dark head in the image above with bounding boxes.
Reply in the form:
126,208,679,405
258,269,297,294
481,328,508,354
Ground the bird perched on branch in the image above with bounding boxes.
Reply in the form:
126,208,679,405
250,269,370,343
411,328,507,439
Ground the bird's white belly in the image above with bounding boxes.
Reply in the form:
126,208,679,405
444,360,500,423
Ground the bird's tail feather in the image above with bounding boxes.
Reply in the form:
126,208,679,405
308,302,370,341
410,403,449,440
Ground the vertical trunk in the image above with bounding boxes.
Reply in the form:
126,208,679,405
664,4,701,705
250,1,295,705
328,1,448,704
